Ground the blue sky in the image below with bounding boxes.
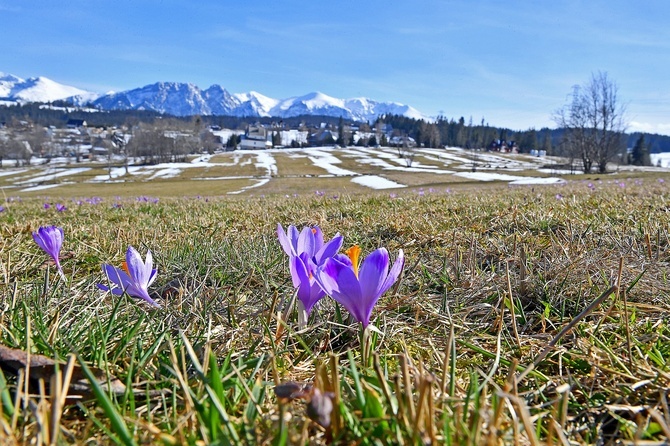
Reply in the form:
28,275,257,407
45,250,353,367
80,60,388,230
2,1,669,134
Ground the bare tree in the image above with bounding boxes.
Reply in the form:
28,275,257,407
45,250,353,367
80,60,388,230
126,123,175,164
110,130,130,175
200,129,221,154
0,120,44,166
398,136,416,167
554,72,627,173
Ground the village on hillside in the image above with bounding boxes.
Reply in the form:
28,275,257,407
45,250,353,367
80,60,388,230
0,116,532,168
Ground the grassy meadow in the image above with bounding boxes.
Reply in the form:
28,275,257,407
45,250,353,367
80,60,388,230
1,174,670,444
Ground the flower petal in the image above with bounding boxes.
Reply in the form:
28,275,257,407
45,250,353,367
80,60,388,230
292,253,325,314
314,234,343,265
277,224,295,256
317,257,366,324
297,226,316,257
287,225,300,255
32,231,49,254
378,249,405,296
102,264,132,289
312,226,324,254
147,269,158,287
97,283,125,296
303,280,325,315
358,248,389,302
126,246,151,287
125,284,160,307
290,252,311,289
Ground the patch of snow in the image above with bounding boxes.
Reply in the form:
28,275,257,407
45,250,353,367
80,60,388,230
351,175,407,189
0,168,28,177
21,184,61,192
89,166,142,182
191,154,212,163
14,167,91,185
509,177,568,185
537,168,575,175
346,148,455,174
148,167,182,179
454,172,535,182
650,153,670,168
254,152,277,176
308,149,357,176
227,178,270,194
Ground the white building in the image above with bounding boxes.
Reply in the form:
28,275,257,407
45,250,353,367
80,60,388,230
239,124,272,150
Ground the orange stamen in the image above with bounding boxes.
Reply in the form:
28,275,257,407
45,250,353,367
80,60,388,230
122,261,130,275
346,245,361,277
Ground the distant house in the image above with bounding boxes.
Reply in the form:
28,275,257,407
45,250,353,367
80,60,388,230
66,119,87,129
488,139,518,153
239,124,272,150
308,129,338,146
389,135,416,148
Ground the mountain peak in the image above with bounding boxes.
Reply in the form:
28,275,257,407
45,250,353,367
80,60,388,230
1,71,428,121
1,73,92,102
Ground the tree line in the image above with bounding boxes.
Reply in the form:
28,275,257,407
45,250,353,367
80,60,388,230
1,72,669,173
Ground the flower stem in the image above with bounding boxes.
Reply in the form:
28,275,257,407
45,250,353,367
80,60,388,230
360,326,371,368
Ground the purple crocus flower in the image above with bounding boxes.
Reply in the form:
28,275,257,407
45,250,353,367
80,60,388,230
32,226,65,277
277,224,343,267
290,252,326,315
98,246,160,307
315,247,404,328
277,224,343,316
56,203,67,212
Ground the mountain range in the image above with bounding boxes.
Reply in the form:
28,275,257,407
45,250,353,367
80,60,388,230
0,72,426,122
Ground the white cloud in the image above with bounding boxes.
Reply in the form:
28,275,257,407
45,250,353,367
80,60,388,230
628,121,670,136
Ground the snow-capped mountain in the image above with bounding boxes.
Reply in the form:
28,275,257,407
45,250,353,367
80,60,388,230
93,82,212,115
1,72,427,121
269,92,346,118
345,97,425,121
0,72,94,103
267,92,425,122
233,91,279,117
90,82,426,121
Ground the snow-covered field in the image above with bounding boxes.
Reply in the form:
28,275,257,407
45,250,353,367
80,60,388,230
0,146,666,195
651,152,670,168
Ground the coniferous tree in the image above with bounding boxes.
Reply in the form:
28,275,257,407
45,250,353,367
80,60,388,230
455,117,466,147
630,134,651,166
272,131,282,147
541,132,553,154
336,117,345,146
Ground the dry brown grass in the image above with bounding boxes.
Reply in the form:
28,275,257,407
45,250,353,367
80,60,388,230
1,153,670,444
